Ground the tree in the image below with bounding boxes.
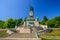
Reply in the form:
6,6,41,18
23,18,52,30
43,16,48,22
0,20,5,28
16,18,24,26
40,16,48,25
47,16,60,28
3,18,16,28
54,16,60,27
39,21,46,25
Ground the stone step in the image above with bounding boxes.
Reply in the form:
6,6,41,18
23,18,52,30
6,33,37,38
0,38,42,40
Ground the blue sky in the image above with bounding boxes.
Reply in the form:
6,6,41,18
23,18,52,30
0,0,60,21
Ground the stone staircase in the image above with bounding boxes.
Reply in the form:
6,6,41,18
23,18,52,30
0,33,42,40
6,33,37,38
0,38,42,40
1,33,42,40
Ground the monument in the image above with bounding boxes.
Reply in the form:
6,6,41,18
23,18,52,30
24,6,40,27
7,6,47,34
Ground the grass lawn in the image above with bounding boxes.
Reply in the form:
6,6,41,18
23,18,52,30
0,30,9,38
38,29,60,40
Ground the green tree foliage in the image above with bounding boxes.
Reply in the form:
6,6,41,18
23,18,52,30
54,16,60,27
3,18,16,28
40,16,60,28
0,20,4,28
0,18,24,29
47,20,56,28
40,21,46,25
40,16,48,25
47,16,60,28
43,16,48,22
15,18,24,26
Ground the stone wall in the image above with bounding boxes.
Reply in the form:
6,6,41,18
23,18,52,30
40,24,47,29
